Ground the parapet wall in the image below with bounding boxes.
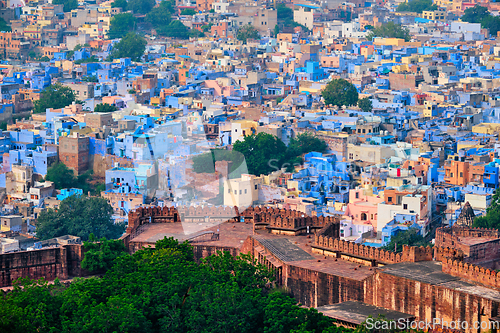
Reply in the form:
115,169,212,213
126,205,240,235
314,225,463,265
435,227,500,261
442,258,500,290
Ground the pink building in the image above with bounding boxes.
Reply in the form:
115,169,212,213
344,188,384,231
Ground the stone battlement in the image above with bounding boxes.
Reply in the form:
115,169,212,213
436,226,500,240
314,225,463,266
442,258,500,290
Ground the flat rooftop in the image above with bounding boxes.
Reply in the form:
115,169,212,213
316,301,414,325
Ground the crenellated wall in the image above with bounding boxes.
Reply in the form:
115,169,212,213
442,258,500,290
435,227,500,265
314,224,463,266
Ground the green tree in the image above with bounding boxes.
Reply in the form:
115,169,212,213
111,32,147,62
274,24,280,36
289,132,328,156
45,162,78,189
237,24,260,43
0,17,11,32
94,103,118,112
396,0,437,13
40,56,50,62
321,78,359,108
481,15,500,37
382,228,431,253
233,132,287,175
181,8,197,15
276,4,310,33
108,13,136,39
33,83,76,114
157,20,190,39
474,191,500,229
36,195,124,241
128,0,155,14
366,22,411,42
146,0,174,28
461,4,489,23
111,0,127,10
81,234,127,272
358,97,373,112
53,0,78,12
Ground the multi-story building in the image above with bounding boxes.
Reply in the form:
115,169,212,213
58,134,90,175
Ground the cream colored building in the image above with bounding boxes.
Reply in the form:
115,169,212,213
223,174,262,208
293,4,317,30
347,144,394,164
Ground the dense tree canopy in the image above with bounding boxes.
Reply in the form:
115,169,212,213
382,228,431,253
396,0,437,13
111,0,127,10
33,84,76,114
461,5,500,36
128,0,155,14
111,32,147,62
237,25,260,43
461,4,489,24
81,235,127,272
0,17,11,32
233,132,287,175
108,13,136,39
366,22,411,42
94,103,118,112
358,97,373,112
158,20,190,39
181,8,197,15
322,78,359,108
45,163,78,189
230,132,329,175
146,0,175,28
0,237,351,333
52,0,78,12
36,195,124,241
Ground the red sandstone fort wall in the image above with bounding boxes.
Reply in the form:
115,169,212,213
0,245,87,287
374,269,498,330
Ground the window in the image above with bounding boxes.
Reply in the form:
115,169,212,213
403,204,408,210
388,197,392,202
239,190,242,195
460,172,463,177
65,156,68,161
255,184,258,190
244,189,247,194
355,192,359,199
228,189,230,193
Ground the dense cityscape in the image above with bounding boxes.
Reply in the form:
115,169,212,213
0,0,500,331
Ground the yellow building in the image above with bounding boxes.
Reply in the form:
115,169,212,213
420,10,445,21
472,123,500,135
